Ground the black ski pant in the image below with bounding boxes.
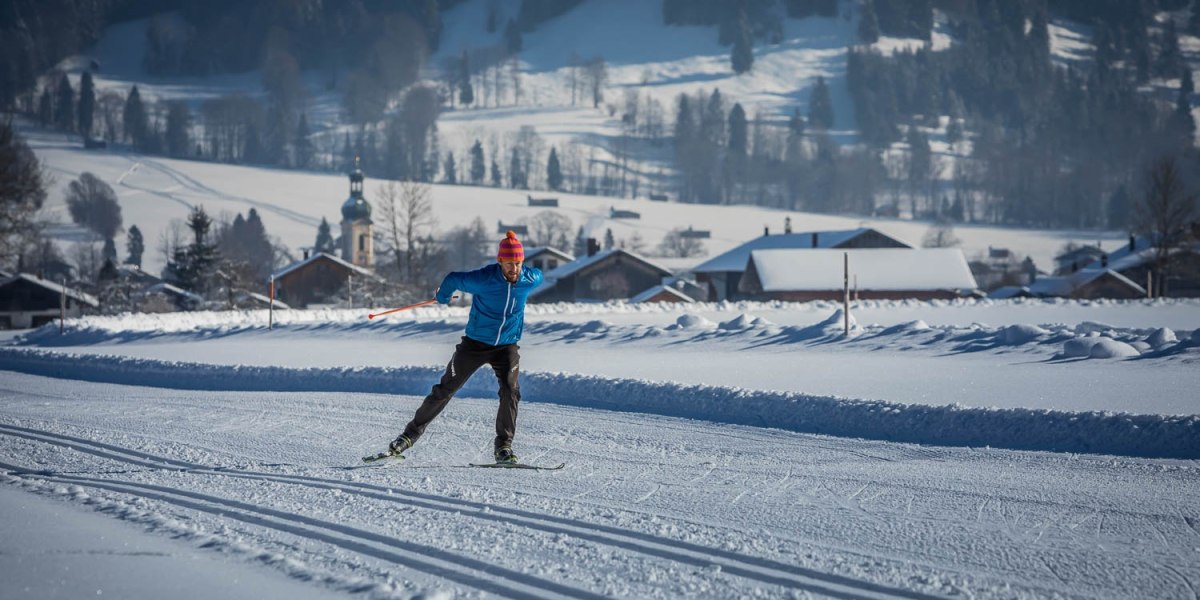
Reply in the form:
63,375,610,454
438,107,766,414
402,336,521,450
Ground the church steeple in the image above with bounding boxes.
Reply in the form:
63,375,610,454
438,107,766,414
339,156,373,268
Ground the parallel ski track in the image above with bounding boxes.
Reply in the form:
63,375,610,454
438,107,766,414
0,422,942,600
134,157,321,227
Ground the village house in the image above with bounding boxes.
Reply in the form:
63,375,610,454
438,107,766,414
0,273,99,329
692,228,911,301
524,246,575,273
271,252,378,308
737,248,978,301
531,248,674,303
1025,268,1146,300
1079,234,1200,297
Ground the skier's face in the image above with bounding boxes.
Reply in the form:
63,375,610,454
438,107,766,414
499,259,522,283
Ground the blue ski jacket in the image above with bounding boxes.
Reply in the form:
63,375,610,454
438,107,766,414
436,263,543,346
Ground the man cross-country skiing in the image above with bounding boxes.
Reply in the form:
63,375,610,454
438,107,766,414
385,230,542,464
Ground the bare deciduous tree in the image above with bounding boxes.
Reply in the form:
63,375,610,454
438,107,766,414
585,56,608,108
377,179,436,284
921,221,961,248
65,172,122,241
656,228,706,258
1137,156,1199,296
527,210,572,250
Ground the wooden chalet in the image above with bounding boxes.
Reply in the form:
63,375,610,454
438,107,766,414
531,249,673,303
271,252,378,308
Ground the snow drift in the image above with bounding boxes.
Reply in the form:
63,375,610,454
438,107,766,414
2,347,1196,459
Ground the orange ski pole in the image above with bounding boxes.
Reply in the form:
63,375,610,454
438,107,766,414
367,296,457,320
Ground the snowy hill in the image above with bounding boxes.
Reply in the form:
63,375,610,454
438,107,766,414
28,124,1130,279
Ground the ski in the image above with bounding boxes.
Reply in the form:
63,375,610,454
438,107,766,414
362,451,405,463
469,462,565,470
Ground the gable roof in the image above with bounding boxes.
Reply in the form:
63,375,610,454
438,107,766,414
524,246,575,262
692,228,910,273
544,248,673,280
0,273,99,307
1028,268,1146,297
747,248,977,292
271,252,377,281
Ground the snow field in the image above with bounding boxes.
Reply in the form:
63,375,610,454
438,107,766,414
2,372,1199,599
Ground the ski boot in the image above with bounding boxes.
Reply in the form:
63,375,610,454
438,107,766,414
494,445,518,465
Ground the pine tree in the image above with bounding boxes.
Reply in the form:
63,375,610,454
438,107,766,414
727,104,747,157
573,225,586,256
490,158,502,186
547,147,563,190
1156,20,1185,79
858,0,880,44
102,237,117,263
808,76,834,130
295,113,313,169
314,217,335,255
37,87,52,127
1183,68,1195,96
443,151,457,184
54,73,74,132
125,225,144,267
603,228,614,250
731,5,754,74
123,86,148,148
459,50,474,105
504,19,523,54
509,149,524,188
1173,87,1196,147
78,71,95,138
469,140,486,184
165,101,191,158
168,206,219,294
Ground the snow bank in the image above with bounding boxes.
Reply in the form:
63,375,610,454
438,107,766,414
1087,338,1141,359
3,348,1196,460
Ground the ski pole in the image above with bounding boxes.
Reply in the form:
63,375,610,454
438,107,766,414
367,296,458,320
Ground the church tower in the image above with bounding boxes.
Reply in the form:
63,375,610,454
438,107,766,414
340,157,374,268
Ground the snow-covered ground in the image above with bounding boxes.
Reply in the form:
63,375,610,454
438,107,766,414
3,298,1200,597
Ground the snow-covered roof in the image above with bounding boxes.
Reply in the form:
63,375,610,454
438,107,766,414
748,249,977,292
271,252,377,281
1080,239,1200,274
1028,268,1146,298
1,273,100,307
544,249,673,280
525,246,575,262
630,284,694,303
145,282,204,303
692,229,908,273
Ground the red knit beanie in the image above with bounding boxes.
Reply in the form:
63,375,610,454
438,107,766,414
498,230,524,262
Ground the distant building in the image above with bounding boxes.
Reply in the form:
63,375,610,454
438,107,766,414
1065,234,1200,297
524,246,575,273
692,228,911,301
271,252,379,308
527,195,559,207
497,221,529,236
609,206,640,219
141,282,204,312
1054,244,1106,275
339,158,374,269
737,248,977,301
1027,269,1146,300
531,249,674,303
0,273,99,329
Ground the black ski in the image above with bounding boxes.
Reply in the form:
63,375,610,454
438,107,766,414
469,462,565,470
362,451,405,463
